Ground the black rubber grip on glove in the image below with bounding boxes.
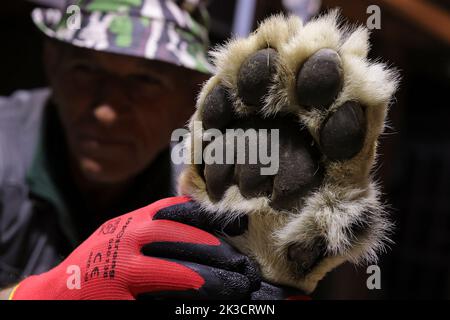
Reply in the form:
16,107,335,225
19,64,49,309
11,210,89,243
153,201,248,237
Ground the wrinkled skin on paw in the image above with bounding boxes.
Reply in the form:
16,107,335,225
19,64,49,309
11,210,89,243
179,12,398,293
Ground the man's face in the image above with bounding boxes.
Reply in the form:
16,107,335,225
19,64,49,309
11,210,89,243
45,41,203,183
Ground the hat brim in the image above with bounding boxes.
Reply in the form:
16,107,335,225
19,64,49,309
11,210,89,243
32,7,214,74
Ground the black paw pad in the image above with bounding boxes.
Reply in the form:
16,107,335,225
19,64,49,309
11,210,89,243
287,239,327,276
296,48,343,110
237,48,278,107
271,123,324,210
235,163,273,199
320,101,366,161
203,136,235,202
202,85,234,131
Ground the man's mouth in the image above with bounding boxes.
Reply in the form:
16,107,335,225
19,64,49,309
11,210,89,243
75,133,133,158
77,132,131,147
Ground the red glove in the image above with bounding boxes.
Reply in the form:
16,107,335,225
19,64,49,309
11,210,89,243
10,196,260,300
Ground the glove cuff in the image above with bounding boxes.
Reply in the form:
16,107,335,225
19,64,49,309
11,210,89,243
8,283,20,300
11,273,61,300
10,275,41,300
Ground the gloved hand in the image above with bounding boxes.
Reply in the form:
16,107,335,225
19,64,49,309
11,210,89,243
10,196,260,300
159,204,311,301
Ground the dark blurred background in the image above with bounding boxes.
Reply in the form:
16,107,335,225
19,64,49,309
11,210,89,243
1,0,449,299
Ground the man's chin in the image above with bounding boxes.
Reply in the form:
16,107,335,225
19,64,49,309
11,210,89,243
78,157,137,184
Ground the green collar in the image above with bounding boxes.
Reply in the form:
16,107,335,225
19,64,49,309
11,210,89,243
25,103,79,246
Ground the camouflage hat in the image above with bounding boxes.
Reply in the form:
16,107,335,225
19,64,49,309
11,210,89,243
31,0,214,73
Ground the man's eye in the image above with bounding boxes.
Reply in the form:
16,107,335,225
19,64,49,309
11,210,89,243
72,63,97,73
130,74,162,86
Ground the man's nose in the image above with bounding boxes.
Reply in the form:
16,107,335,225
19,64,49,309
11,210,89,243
93,77,128,126
93,104,117,126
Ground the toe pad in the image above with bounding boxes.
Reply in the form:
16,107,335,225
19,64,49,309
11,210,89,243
296,48,343,110
237,48,279,107
320,101,366,161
